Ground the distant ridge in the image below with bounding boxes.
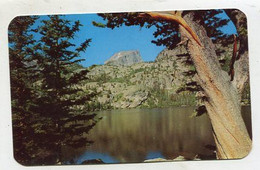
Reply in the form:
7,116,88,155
105,50,143,66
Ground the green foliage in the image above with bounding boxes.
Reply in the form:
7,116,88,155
88,64,99,70
219,53,231,72
97,10,232,50
144,81,197,108
30,15,98,165
9,16,40,165
96,12,180,49
241,82,251,105
115,93,124,102
129,67,146,74
170,92,197,106
192,10,231,44
9,15,99,165
109,77,126,83
94,72,109,83
92,21,106,28
191,105,207,117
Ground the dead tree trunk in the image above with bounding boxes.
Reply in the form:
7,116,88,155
225,9,249,99
179,11,251,159
141,10,252,159
139,9,251,159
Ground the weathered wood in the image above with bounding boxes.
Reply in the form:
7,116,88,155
179,12,251,159
141,12,202,46
225,9,249,98
142,11,252,159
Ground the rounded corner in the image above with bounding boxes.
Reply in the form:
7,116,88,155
225,8,248,20
8,15,22,31
230,142,253,161
13,154,30,167
238,143,253,160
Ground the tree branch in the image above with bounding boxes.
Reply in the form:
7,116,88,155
229,34,238,81
138,11,203,46
225,9,249,96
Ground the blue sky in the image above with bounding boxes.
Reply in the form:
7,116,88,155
65,14,165,67
35,11,236,67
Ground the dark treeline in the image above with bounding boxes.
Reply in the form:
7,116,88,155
9,15,100,165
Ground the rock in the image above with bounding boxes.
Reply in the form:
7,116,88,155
155,46,187,62
144,158,170,162
173,155,186,161
97,94,111,104
144,155,201,162
105,50,143,66
193,155,201,161
127,91,148,108
109,89,148,109
83,47,192,109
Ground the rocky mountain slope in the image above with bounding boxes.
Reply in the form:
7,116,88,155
75,42,251,111
81,47,195,110
105,50,143,66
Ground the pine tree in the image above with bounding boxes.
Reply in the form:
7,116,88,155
9,15,99,165
28,15,99,165
8,16,40,165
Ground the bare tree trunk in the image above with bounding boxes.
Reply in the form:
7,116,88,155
225,9,250,98
179,12,251,159
141,9,251,159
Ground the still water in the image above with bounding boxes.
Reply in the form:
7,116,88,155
62,106,251,164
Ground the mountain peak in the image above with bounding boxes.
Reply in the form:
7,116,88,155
105,50,143,66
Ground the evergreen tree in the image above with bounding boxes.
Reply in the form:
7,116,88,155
29,15,99,165
95,10,231,48
9,15,99,165
8,16,40,165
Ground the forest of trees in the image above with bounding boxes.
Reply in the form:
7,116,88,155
9,9,251,165
9,15,99,165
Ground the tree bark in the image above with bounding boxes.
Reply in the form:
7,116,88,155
225,9,249,98
179,12,251,159
141,9,251,159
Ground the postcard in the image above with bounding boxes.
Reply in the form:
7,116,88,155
8,9,252,166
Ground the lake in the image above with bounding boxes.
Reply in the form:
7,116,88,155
62,106,251,164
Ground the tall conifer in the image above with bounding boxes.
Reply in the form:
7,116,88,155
9,16,40,165
30,15,98,164
9,15,99,165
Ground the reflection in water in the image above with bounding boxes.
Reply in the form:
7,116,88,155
76,151,119,164
146,151,165,160
62,106,251,164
